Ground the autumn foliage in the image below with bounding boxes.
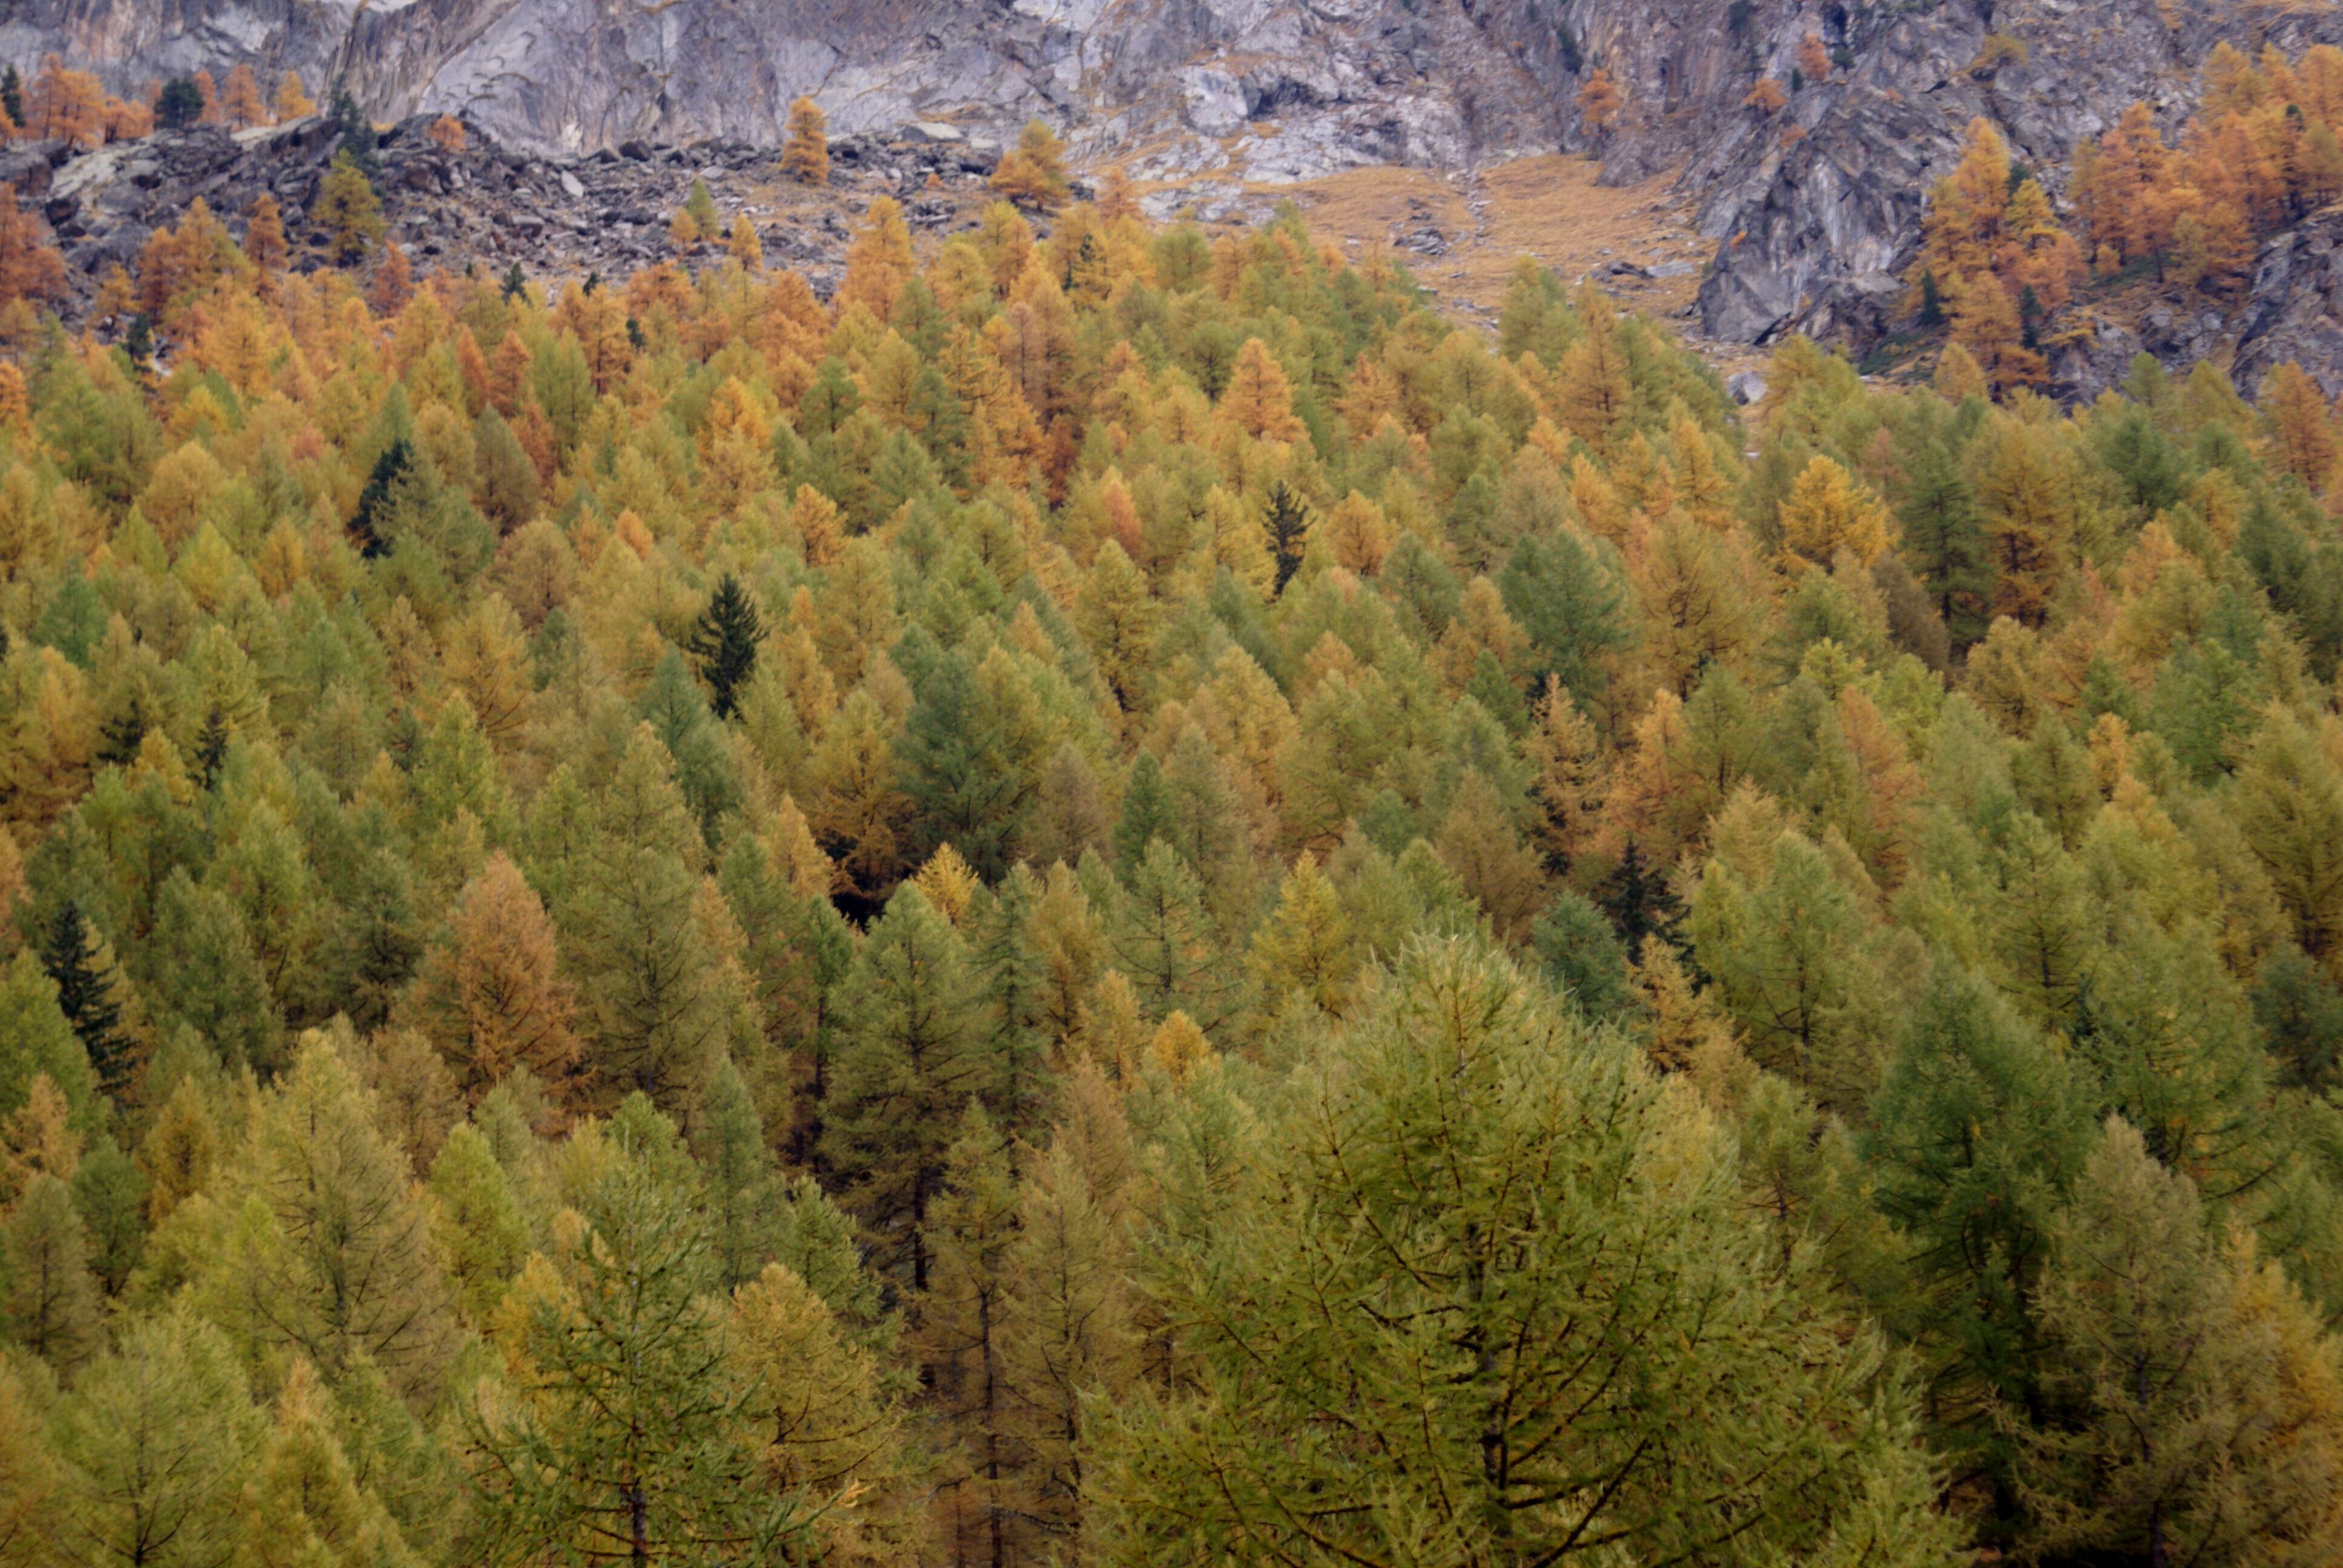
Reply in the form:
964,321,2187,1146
0,103,2319,1568
780,94,829,185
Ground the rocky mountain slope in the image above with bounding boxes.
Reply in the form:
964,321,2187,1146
10,0,2343,396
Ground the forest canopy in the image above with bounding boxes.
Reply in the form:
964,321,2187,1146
0,82,2335,1563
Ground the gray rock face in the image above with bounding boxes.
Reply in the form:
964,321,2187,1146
2232,208,2343,400
0,0,1562,178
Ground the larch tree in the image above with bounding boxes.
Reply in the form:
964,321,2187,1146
235,1357,409,1567
241,191,287,293
405,851,582,1101
729,1263,917,1563
1000,1134,1140,1549
426,1120,527,1323
780,95,830,185
0,186,64,309
920,1103,1027,1567
218,64,267,129
567,725,735,1103
2263,361,2338,488
991,119,1071,211
4,1171,99,1369
1777,452,1893,569
1087,939,1962,1568
820,883,989,1290
0,1357,55,1568
1864,968,2096,1498
467,1101,814,1565
2233,714,2343,969
200,1036,459,1401
2014,1117,2343,1564
1575,67,1623,135
312,149,385,265
52,1312,263,1568
839,194,916,318
274,71,316,120
1221,339,1305,442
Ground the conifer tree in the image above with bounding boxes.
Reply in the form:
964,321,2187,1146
0,185,64,309
349,437,411,559
687,572,765,720
991,119,1070,211
1114,839,1218,1024
71,1136,145,1295
1072,540,1155,711
896,649,1038,881
38,898,130,1102
407,851,580,1100
1249,852,1360,1020
1596,836,1685,955
1693,831,1878,1105
1260,481,1311,593
0,1356,53,1568
695,1055,778,1292
1777,453,1893,569
216,1037,457,1400
1089,939,1960,1567
1499,526,1630,704
920,1103,1025,1567
2014,1117,2343,1562
4,1171,97,1368
426,1120,526,1322
1001,1134,1139,1547
274,71,315,120
569,726,734,1102
1575,65,1622,134
312,149,385,265
1866,969,2096,1498
821,884,988,1289
53,1312,263,1568
468,1102,811,1564
237,1357,404,1567
780,95,830,185
219,64,266,129
155,77,204,131
2235,714,2343,967
728,1261,913,1560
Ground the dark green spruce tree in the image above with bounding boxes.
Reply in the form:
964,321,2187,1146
350,439,411,560
1597,837,1685,956
687,572,765,720
329,85,382,187
1262,482,1311,595
156,77,205,131
40,901,132,1101
194,704,231,792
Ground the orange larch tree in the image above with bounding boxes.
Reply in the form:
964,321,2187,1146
0,186,64,308
220,64,267,129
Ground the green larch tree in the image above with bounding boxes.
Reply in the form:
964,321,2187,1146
819,883,988,1290
1087,938,1962,1567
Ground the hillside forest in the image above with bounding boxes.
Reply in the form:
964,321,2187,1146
0,41,2338,1568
